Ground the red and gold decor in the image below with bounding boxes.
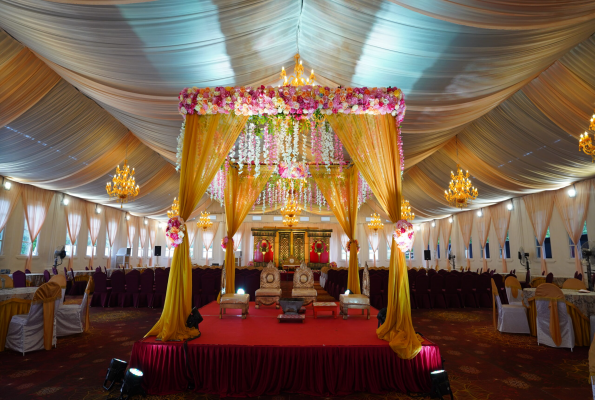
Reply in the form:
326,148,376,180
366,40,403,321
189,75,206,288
105,160,140,208
346,239,360,254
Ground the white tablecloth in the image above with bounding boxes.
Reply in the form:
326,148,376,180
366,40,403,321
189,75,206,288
523,287,595,317
8,273,45,287
0,287,38,303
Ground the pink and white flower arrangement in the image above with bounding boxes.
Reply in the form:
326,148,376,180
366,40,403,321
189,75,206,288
346,239,360,254
221,236,229,251
393,219,414,252
247,261,254,267
278,161,308,180
165,216,186,248
330,261,337,268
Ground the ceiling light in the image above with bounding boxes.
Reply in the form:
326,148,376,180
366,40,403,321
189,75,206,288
448,217,453,223
126,214,130,221
476,210,482,217
3,180,11,190
568,187,576,198
507,202,513,211
95,205,102,214
62,196,70,206
431,221,435,228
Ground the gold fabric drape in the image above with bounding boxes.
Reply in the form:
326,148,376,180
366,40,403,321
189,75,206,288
311,166,360,293
146,113,247,342
223,165,273,295
327,113,421,359
32,282,62,350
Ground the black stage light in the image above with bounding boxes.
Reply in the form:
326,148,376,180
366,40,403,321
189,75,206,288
119,368,145,399
430,369,453,400
103,358,128,390
377,307,387,328
186,307,203,331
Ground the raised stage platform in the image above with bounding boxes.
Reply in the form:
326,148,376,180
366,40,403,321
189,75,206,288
130,301,442,397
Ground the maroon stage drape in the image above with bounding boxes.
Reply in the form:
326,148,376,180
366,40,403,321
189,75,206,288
130,339,441,396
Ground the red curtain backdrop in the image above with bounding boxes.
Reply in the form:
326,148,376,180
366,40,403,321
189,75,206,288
253,239,274,263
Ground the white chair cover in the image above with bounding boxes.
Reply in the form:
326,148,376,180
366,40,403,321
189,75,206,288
536,299,575,350
56,291,89,337
505,286,524,306
495,295,530,334
5,299,60,356
590,315,595,344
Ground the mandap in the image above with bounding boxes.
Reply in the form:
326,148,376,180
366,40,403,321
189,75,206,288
146,84,422,360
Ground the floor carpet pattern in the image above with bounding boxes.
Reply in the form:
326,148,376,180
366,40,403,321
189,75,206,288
0,284,590,400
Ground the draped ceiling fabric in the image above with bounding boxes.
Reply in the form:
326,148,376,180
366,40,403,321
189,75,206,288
0,1,595,220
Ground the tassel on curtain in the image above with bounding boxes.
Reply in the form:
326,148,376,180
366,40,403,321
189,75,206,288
85,203,101,269
311,166,360,293
327,113,421,360
223,165,273,296
147,113,247,342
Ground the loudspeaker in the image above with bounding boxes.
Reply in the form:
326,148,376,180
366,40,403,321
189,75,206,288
126,247,131,256
424,250,432,260
154,246,162,257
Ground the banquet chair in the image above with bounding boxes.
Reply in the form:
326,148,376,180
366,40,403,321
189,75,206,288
107,270,125,307
5,282,62,356
460,273,479,308
429,274,447,308
413,274,431,309
119,269,140,307
43,270,51,283
492,274,508,305
291,263,317,305
534,284,574,350
56,277,92,337
444,273,463,308
90,271,110,307
545,273,554,284
255,262,282,309
505,276,525,306
0,274,14,288
191,268,202,308
476,274,493,308
137,268,155,308
491,278,530,334
150,268,168,308
562,278,587,290
12,271,26,288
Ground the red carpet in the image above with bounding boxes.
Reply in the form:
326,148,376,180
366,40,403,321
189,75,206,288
130,301,442,396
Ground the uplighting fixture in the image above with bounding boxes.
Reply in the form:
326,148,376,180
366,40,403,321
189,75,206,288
103,358,128,390
345,289,351,295
105,160,139,208
167,197,180,219
568,186,576,198
120,368,145,399
197,211,213,231
367,213,384,231
280,54,315,86
237,288,245,295
430,369,453,399
401,199,415,221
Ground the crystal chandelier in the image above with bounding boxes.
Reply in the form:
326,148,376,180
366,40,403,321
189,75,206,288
579,112,595,161
105,160,140,208
444,165,478,208
367,213,384,231
167,197,179,219
197,211,213,230
401,199,415,221
280,54,315,86
280,197,301,218
282,215,299,227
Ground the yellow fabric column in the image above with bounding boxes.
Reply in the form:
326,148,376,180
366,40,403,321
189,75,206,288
223,165,274,295
311,166,360,294
326,113,421,359
146,113,247,342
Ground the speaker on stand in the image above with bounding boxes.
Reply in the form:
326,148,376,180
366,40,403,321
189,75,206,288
155,246,162,266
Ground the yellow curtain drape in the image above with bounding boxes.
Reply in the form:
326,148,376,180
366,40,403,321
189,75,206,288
223,165,274,296
32,282,62,350
311,166,360,293
327,113,421,359
146,113,247,342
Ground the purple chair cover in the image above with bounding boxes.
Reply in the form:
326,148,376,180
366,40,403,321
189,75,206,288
90,271,111,307
136,269,155,308
460,274,479,308
369,275,385,310
444,273,462,308
119,270,140,307
52,267,58,275
476,274,492,308
545,272,554,283
151,269,168,308
25,269,31,274
414,274,431,309
12,271,26,288
191,268,202,308
108,270,126,307
577,273,583,281
429,274,447,308
43,270,51,283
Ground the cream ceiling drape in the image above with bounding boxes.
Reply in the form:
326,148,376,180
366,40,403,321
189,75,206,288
0,180,21,234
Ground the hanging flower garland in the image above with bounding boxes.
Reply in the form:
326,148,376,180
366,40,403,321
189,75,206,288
393,219,415,252
166,216,186,248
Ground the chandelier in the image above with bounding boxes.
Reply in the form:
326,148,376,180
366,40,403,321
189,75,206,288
444,165,478,208
167,197,179,219
367,213,384,231
280,54,315,86
105,160,140,208
579,112,595,161
282,215,299,227
280,197,301,218
401,199,415,221
197,211,213,230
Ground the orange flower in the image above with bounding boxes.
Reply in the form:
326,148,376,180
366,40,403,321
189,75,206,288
364,89,370,95
199,109,206,115
292,95,297,102
212,105,219,112
346,87,353,93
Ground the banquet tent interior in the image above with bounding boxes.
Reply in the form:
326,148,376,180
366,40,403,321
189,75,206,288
1,1,595,399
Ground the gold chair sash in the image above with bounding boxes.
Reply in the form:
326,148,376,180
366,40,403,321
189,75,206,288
562,278,587,290
505,275,522,299
32,282,62,350
49,274,67,289
534,283,564,346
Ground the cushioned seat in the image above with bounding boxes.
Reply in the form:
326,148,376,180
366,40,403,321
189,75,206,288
292,288,317,297
219,293,249,319
339,264,371,319
291,263,317,305
255,262,282,309
255,288,282,296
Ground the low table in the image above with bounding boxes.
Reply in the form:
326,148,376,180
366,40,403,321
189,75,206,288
219,293,250,319
313,302,338,319
278,314,305,323
339,294,371,320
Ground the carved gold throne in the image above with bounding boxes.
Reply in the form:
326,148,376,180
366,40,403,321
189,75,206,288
291,262,317,305
255,261,282,309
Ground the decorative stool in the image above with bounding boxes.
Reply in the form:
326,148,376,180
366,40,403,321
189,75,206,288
339,294,370,320
313,302,338,319
277,314,305,323
219,293,250,319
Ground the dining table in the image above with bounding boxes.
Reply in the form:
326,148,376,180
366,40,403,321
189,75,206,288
523,287,595,318
9,273,45,287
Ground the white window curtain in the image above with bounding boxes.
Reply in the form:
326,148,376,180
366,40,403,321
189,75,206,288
430,222,440,269
0,180,21,236
475,208,492,272
85,202,101,269
64,196,84,271
457,211,474,270
186,221,198,262
163,225,172,267
201,222,219,266
148,220,157,266
523,191,555,274
340,231,350,266
364,225,380,267
554,180,591,278
490,202,512,272
126,216,138,267
104,207,121,269
420,222,431,268
439,218,452,270
138,221,148,267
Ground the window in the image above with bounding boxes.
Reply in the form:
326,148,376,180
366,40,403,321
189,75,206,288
570,222,589,258
65,230,77,256
405,249,414,260
105,232,111,257
137,238,143,258
465,238,473,259
481,238,490,259
86,232,97,256
536,228,552,259
166,246,173,258
341,246,347,260
387,242,391,260
0,229,3,254
369,244,375,260
202,243,213,259
21,221,38,256
189,243,194,259
499,231,511,259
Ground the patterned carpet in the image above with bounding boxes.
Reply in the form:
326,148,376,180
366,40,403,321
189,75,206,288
0,285,590,400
